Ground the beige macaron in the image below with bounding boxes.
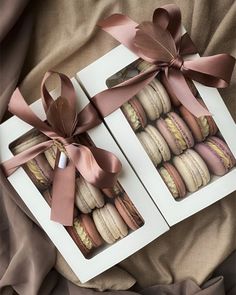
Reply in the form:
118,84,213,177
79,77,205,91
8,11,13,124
137,125,171,166
75,177,104,213
92,203,128,244
173,149,210,193
136,79,171,121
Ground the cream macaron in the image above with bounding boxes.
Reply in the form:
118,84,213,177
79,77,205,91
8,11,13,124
92,203,128,244
173,149,210,192
75,177,105,214
136,79,171,121
137,125,171,166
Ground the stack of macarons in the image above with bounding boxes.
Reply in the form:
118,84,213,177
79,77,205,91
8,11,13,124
73,180,144,255
42,179,144,257
120,59,235,199
12,129,144,258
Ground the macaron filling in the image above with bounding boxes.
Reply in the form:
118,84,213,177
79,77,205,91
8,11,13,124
197,116,209,139
73,218,93,250
122,102,142,130
159,167,179,198
165,117,187,151
206,141,232,169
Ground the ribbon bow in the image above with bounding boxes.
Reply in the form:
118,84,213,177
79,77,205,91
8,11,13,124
2,72,122,225
98,4,235,117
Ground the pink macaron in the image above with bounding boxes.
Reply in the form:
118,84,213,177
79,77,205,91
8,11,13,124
122,97,147,131
156,112,194,155
195,136,236,176
159,162,186,198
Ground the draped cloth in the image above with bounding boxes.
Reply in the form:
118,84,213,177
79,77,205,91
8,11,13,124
0,0,236,294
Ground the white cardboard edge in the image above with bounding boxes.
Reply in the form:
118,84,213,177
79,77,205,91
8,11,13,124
0,79,169,283
76,44,236,226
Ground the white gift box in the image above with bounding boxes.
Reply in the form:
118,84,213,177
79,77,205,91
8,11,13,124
77,44,236,226
0,78,169,283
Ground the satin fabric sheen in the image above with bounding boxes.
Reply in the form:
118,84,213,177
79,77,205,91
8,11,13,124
0,1,236,294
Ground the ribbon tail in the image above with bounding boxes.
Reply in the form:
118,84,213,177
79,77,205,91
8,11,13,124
166,68,211,117
98,14,140,56
50,153,75,226
183,54,235,88
92,67,159,117
1,140,53,177
66,144,122,188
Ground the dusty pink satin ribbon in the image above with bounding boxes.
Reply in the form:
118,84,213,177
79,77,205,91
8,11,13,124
97,4,235,117
2,72,122,226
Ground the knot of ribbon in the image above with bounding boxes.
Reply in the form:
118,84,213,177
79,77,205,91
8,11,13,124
2,4,235,226
169,55,183,70
2,71,122,226
98,4,235,117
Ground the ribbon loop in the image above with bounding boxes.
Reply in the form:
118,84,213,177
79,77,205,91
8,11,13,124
2,71,123,226
99,4,235,118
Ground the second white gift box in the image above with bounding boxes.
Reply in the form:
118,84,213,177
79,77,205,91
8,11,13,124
77,44,236,226
0,78,169,282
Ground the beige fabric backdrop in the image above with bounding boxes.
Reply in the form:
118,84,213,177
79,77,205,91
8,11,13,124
2,0,236,292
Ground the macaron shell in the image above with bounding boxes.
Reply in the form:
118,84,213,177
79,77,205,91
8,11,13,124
156,118,182,155
129,98,147,128
137,84,163,120
195,137,235,176
80,214,103,247
179,105,204,142
209,136,236,167
150,79,171,113
114,195,143,230
198,99,218,136
67,225,90,256
25,154,53,189
195,143,226,176
137,131,162,166
168,112,194,149
186,149,210,186
145,125,171,161
75,177,104,213
173,149,210,192
93,208,115,244
162,162,186,198
173,154,199,192
122,98,146,131
104,203,128,239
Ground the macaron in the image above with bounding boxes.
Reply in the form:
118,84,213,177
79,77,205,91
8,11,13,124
137,125,171,166
75,177,104,214
102,182,124,199
159,162,186,198
42,190,78,218
92,203,128,244
179,99,218,142
114,194,144,230
136,79,171,121
122,97,147,131
156,112,194,155
67,214,103,256
173,149,210,192
160,73,198,106
195,136,236,176
12,132,53,190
